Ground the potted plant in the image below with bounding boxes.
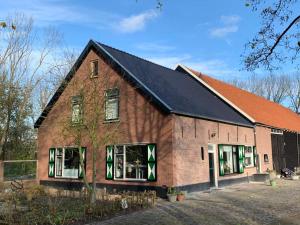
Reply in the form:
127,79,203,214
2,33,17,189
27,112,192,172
177,191,185,202
270,179,276,187
167,187,177,202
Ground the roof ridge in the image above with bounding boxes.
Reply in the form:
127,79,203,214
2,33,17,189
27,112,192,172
97,41,187,76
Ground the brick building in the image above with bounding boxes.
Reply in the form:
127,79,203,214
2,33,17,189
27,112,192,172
35,40,272,196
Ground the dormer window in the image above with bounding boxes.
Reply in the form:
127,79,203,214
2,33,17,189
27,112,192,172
90,60,99,78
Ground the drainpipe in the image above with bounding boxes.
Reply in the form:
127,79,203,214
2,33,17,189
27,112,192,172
253,125,260,173
297,132,300,168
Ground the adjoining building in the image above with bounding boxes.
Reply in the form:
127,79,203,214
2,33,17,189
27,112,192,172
35,40,273,196
176,65,300,173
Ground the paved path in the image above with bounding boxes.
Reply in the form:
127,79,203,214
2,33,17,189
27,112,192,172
89,180,300,225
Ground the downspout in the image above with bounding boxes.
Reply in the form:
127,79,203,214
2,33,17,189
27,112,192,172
253,125,260,173
297,132,300,168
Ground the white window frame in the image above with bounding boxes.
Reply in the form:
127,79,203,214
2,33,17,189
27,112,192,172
113,144,147,181
244,146,254,168
55,147,79,179
71,96,82,124
105,88,119,121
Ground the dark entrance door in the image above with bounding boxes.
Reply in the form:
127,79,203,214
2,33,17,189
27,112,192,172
209,153,215,187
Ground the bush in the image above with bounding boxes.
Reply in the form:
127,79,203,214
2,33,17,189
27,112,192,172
0,187,156,225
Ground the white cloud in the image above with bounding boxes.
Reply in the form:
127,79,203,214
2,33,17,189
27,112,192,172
135,43,175,52
145,54,191,68
220,15,241,25
142,53,240,78
1,0,160,34
118,10,158,33
210,15,240,38
210,25,239,38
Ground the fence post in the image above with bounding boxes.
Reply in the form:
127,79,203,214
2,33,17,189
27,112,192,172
0,161,4,182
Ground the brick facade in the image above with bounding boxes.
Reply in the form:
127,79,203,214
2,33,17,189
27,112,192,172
37,48,273,192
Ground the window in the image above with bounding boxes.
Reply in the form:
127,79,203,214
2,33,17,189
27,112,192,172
105,88,119,121
264,154,269,163
90,60,99,77
201,147,204,160
271,129,283,134
72,96,82,123
55,148,80,178
223,146,238,174
244,146,254,167
114,145,147,181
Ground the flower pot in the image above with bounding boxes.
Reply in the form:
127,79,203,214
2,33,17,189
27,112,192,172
177,194,185,202
270,180,276,187
167,194,177,202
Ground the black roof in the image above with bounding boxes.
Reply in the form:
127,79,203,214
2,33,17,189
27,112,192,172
34,40,253,128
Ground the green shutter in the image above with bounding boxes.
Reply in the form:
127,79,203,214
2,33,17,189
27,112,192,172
253,146,257,166
106,146,114,180
218,145,225,176
79,147,87,179
147,144,156,181
238,145,245,173
48,148,56,177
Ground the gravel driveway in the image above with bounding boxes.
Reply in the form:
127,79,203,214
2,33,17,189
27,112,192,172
89,179,300,225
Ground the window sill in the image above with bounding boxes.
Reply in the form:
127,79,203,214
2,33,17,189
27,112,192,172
103,119,120,124
113,178,148,182
53,176,80,180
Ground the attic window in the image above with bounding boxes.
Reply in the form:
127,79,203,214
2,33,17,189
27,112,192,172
90,60,99,78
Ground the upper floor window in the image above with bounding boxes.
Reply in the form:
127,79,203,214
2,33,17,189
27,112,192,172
105,88,119,121
72,96,83,124
90,60,99,78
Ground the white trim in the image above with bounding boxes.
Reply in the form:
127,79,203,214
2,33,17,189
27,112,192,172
176,64,256,123
54,147,79,179
208,143,218,188
113,144,148,181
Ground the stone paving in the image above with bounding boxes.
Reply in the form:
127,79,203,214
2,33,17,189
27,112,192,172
89,179,300,225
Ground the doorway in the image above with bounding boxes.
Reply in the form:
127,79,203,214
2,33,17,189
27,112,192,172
208,144,218,188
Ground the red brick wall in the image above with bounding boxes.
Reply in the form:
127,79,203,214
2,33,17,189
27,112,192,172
255,126,273,172
37,49,173,187
172,115,262,186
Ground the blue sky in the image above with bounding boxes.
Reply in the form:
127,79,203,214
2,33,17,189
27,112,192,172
0,0,276,79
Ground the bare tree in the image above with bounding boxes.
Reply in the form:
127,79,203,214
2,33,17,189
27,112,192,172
243,0,300,71
228,73,290,104
0,13,61,159
288,73,300,113
60,59,124,206
263,74,290,103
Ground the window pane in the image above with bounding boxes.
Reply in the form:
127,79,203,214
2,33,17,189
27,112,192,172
63,148,79,178
105,98,119,120
125,145,147,179
115,146,124,178
232,146,238,173
245,146,254,167
223,146,233,174
55,149,63,177
90,61,98,77
72,104,81,123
